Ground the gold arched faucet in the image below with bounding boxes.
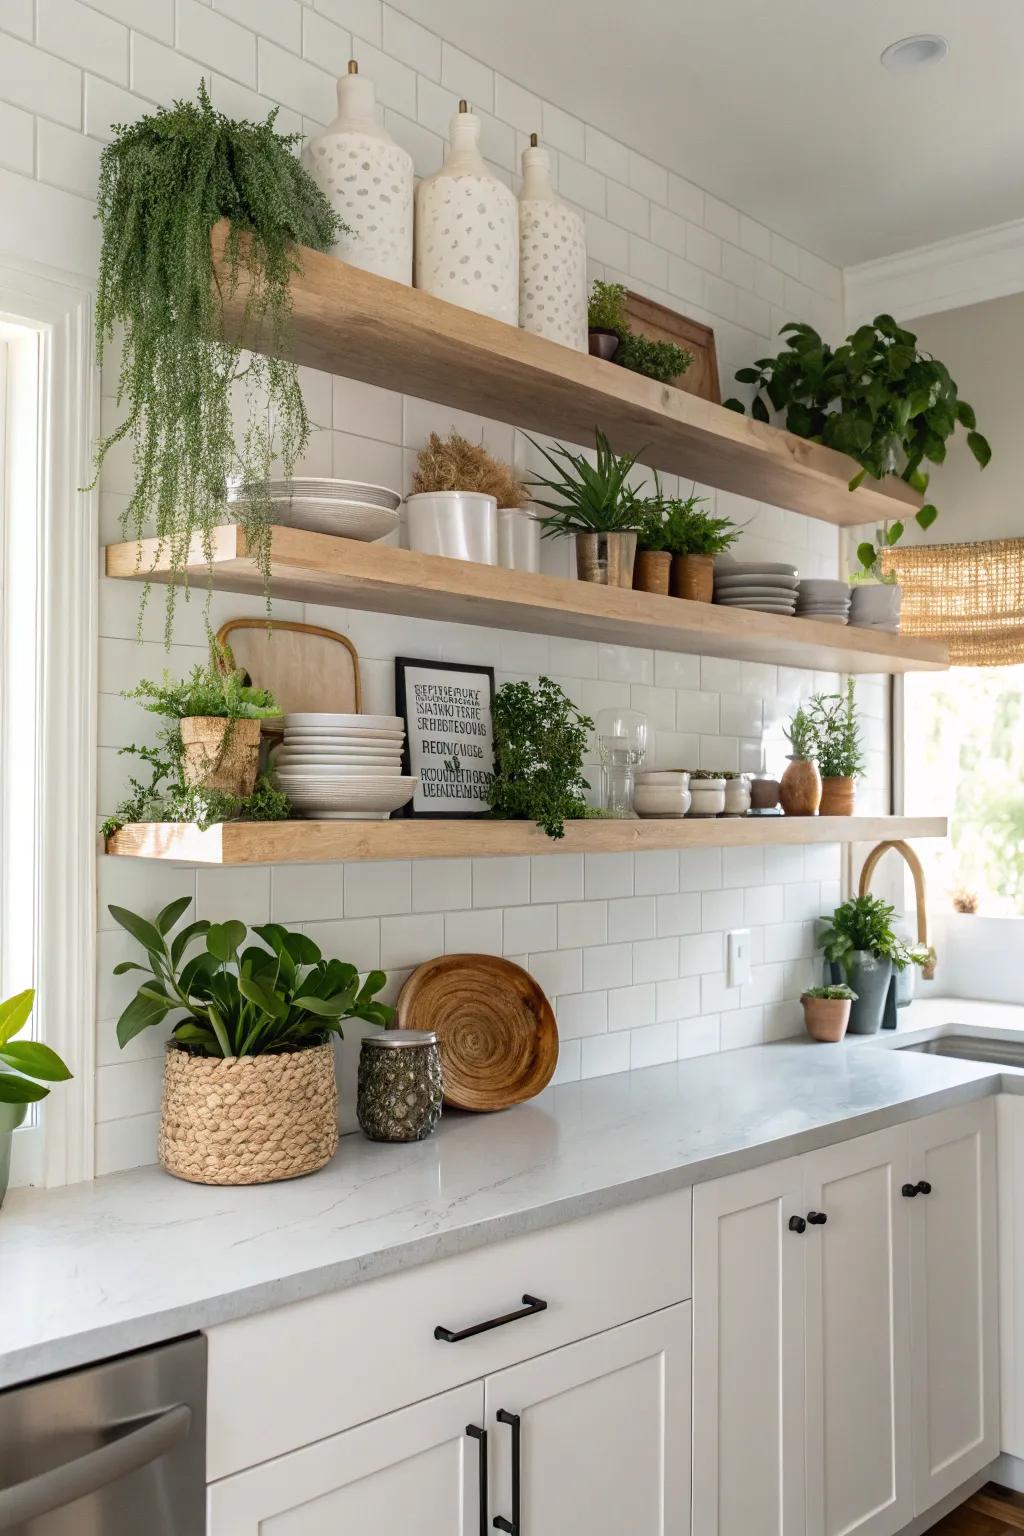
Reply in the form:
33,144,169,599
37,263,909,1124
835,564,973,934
858,840,936,980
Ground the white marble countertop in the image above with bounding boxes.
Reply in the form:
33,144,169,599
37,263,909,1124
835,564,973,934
3,1002,1022,1392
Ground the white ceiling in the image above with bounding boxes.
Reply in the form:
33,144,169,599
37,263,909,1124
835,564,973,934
398,0,1024,266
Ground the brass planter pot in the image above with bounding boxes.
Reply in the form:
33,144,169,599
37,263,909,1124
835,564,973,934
671,553,714,602
802,996,852,1043
819,776,856,816
179,715,261,797
575,530,637,587
780,756,822,816
633,549,672,596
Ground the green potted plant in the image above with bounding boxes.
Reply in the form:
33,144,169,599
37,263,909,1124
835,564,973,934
801,983,859,1043
723,314,990,570
587,278,627,362
818,894,904,1034
109,901,393,1185
486,676,594,839
529,429,644,587
633,488,673,595
780,705,822,816
661,494,739,602
586,279,693,382
91,83,344,643
807,679,866,815
0,990,72,1208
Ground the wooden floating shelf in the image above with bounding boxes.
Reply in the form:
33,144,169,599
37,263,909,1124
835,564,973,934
211,221,920,530
105,526,949,676
105,817,948,866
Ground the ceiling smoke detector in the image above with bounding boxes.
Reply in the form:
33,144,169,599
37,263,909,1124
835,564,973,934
881,34,949,72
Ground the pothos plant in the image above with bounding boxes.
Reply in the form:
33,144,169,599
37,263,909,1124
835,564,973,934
92,83,345,643
486,676,594,839
724,315,990,569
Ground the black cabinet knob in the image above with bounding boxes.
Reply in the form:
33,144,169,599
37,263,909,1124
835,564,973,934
916,1180,932,1195
807,1211,828,1225
789,1215,807,1234
901,1183,919,1198
902,1180,933,1198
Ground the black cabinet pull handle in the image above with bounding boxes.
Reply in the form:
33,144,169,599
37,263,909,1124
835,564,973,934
789,1215,806,1234
435,1295,547,1344
807,1211,828,1225
916,1180,932,1195
467,1425,488,1536
493,1410,521,1535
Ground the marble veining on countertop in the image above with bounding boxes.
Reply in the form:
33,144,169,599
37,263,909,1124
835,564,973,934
1,1025,1015,1391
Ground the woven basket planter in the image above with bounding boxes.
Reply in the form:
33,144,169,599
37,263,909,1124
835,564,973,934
159,1042,338,1186
179,716,261,796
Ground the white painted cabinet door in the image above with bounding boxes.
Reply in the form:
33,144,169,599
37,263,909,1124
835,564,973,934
692,1157,806,1536
804,1126,913,1536
207,1381,484,1534
486,1304,691,1536
907,1098,999,1512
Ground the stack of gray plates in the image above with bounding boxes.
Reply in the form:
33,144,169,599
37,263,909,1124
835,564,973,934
226,478,400,540
796,578,851,625
713,560,799,615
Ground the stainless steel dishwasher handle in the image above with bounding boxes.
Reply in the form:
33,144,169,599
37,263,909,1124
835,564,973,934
0,1402,191,1529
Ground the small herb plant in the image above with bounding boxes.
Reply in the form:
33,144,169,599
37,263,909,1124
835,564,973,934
784,706,816,761
0,990,72,1104
660,494,739,558
723,315,990,568
818,895,902,974
124,647,280,722
91,83,345,643
587,279,693,383
802,984,859,1002
109,901,393,1058
588,279,629,333
412,429,526,508
529,430,644,536
807,679,865,780
487,676,594,839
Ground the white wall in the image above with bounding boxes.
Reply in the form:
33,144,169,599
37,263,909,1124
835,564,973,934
0,0,866,1178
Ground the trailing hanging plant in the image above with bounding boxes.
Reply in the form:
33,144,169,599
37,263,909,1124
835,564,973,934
723,315,990,569
486,676,594,839
92,82,345,643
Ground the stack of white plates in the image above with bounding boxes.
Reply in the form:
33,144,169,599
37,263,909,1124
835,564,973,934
227,478,400,541
713,560,799,615
796,578,851,626
272,713,417,819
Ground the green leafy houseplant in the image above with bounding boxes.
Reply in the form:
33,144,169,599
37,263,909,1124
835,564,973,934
818,895,902,975
807,679,866,780
0,990,72,1104
109,900,393,1057
586,280,693,383
588,279,630,333
660,495,739,557
723,315,990,569
783,705,816,761
802,984,859,1002
486,677,594,840
92,83,345,642
123,654,281,722
528,430,644,536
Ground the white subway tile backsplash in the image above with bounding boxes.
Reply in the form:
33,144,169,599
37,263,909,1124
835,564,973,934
608,982,655,1029
411,858,472,912
530,854,583,904
381,912,444,969
630,1020,677,1069
38,0,128,85
655,976,700,1022
678,930,724,977
606,178,648,236
556,990,607,1040
257,36,336,120
721,1006,764,1051
581,1030,630,1080
634,850,679,897
679,847,722,892
494,72,540,134
633,936,677,984
584,852,634,900
541,99,584,158
701,888,745,932
608,895,656,943
679,1014,720,1058
558,899,607,950
132,32,211,103
656,892,700,937
305,917,381,972
473,856,531,908
503,903,556,955
443,907,502,955
583,942,632,992
584,124,628,182
383,6,440,78
195,867,271,925
1,32,82,126
178,0,256,87
271,864,344,923
529,946,582,998
345,860,411,917
0,101,35,175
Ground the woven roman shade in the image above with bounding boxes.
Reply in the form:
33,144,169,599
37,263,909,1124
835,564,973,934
879,537,1024,666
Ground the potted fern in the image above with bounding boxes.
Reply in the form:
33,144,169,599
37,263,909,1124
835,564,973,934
1,991,72,1208
807,679,865,815
529,430,644,587
662,495,740,603
633,492,673,595
780,705,822,816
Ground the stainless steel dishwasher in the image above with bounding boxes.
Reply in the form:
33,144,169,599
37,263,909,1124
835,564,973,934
0,1333,205,1534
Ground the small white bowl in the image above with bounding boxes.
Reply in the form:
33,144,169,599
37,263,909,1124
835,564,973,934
634,781,692,818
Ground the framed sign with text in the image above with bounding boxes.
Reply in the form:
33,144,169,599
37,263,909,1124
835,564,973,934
395,657,496,817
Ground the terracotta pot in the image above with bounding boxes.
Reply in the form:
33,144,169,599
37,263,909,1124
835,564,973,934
750,777,781,811
633,549,671,595
671,553,714,603
588,328,621,362
819,776,856,816
575,530,637,587
779,755,822,816
179,716,261,797
802,996,852,1043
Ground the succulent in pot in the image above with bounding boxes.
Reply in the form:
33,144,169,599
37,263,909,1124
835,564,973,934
109,900,393,1185
780,705,822,816
529,429,644,587
801,983,858,1043
660,493,740,603
807,679,865,816
0,990,72,1209
407,430,527,566
818,895,909,1035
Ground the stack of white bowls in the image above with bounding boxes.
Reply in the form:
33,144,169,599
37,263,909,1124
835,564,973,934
713,560,799,615
796,578,851,625
849,583,902,633
271,714,417,819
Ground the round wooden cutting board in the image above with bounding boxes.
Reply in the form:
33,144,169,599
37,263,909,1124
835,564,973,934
396,954,559,1112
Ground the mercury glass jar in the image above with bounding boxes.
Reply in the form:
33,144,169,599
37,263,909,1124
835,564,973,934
357,1030,443,1143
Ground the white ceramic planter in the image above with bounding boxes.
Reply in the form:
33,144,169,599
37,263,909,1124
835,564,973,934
498,506,540,572
723,776,752,816
634,771,691,818
687,777,726,817
406,491,498,565
518,136,587,351
849,582,902,629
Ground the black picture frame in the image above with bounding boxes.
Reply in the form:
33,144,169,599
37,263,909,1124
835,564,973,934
395,657,496,818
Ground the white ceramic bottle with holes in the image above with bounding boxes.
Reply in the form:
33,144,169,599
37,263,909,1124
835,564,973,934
414,102,519,325
302,60,414,285
518,133,587,350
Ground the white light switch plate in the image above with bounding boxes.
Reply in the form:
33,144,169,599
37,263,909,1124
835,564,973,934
727,929,752,989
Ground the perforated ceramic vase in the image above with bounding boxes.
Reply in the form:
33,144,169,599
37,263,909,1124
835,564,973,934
518,134,587,351
415,102,519,325
302,60,414,285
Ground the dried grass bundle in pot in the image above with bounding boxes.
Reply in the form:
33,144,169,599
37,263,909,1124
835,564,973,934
412,430,526,507
408,430,527,565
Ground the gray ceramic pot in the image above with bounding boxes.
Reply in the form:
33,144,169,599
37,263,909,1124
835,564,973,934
0,1101,28,1209
832,951,894,1035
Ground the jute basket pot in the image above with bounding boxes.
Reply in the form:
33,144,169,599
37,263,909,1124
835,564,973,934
179,716,261,797
634,549,671,595
158,1042,338,1186
671,553,714,602
819,775,856,816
